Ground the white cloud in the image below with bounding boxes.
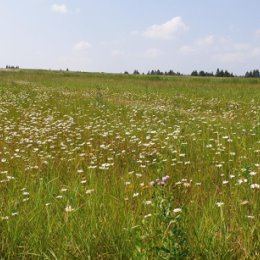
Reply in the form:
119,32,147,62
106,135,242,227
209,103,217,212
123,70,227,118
232,43,250,52
255,29,260,37
51,4,81,15
145,48,163,58
212,42,260,63
180,35,260,64
251,47,260,56
51,4,68,14
73,41,91,51
179,45,197,55
75,8,81,14
197,35,215,47
212,52,246,63
130,30,139,36
180,35,215,55
143,16,188,40
112,50,124,57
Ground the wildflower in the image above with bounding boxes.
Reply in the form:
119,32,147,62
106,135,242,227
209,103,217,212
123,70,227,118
250,184,260,189
237,178,247,184
162,175,170,182
249,171,257,176
133,192,139,198
216,202,224,207
65,205,74,213
85,189,95,194
173,208,182,213
149,181,155,186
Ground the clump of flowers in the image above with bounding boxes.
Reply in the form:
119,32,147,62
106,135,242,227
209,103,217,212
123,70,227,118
149,175,170,187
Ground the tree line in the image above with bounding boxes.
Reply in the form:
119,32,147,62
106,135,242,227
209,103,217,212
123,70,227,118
245,70,260,78
3,65,260,78
126,68,260,78
6,65,19,69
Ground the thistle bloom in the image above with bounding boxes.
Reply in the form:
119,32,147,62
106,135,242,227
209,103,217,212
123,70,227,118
162,175,170,182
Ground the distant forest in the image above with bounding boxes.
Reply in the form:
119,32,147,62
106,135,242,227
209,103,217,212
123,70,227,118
127,68,260,78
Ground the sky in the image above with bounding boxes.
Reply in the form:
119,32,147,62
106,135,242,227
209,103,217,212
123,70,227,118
0,0,260,75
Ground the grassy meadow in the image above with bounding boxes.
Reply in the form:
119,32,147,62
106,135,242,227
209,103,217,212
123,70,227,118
0,70,259,259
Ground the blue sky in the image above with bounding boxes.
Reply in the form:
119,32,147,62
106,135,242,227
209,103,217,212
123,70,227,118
1,0,260,74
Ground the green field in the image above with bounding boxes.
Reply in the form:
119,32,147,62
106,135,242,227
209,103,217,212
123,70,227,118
0,70,259,259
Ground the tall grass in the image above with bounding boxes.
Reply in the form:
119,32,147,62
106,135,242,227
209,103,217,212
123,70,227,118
0,70,259,259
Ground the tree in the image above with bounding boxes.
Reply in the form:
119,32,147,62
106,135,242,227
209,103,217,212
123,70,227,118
245,69,260,78
156,69,163,75
245,71,250,77
215,68,225,77
199,70,206,77
168,70,176,76
133,70,140,75
253,69,260,77
224,70,230,77
191,70,198,76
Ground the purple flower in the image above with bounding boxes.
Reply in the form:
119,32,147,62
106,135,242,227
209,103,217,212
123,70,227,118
162,175,170,182
158,181,165,186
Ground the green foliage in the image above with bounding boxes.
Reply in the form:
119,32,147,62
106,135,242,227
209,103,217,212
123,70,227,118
142,186,190,260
